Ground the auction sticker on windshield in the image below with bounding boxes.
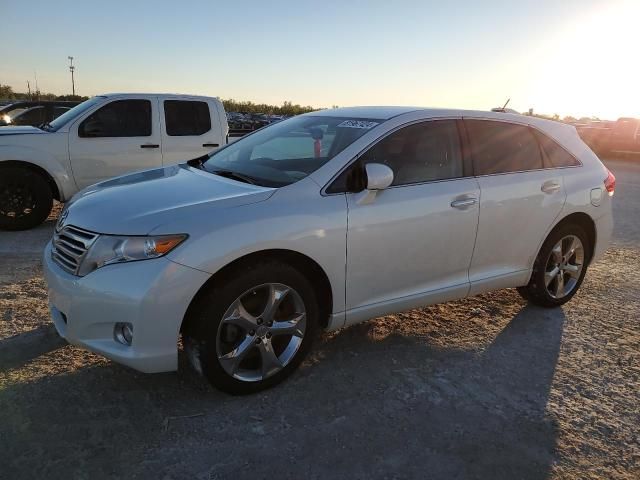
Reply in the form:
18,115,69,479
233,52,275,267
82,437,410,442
337,120,379,129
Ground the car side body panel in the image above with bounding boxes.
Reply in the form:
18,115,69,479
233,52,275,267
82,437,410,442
160,177,349,323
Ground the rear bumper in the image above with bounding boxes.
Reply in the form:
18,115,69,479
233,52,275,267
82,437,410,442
43,241,210,373
592,208,613,263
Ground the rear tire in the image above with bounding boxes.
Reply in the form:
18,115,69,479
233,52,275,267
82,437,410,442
517,224,591,308
0,166,53,230
183,261,319,395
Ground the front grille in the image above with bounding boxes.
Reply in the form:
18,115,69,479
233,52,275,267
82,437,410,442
52,225,99,275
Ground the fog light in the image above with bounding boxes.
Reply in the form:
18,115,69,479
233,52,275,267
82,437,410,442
114,322,133,346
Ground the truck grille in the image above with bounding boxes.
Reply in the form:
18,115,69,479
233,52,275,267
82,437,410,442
51,225,99,275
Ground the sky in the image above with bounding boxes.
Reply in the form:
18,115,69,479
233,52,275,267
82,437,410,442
1,0,638,120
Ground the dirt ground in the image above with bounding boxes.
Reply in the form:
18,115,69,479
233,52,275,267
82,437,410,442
0,159,638,479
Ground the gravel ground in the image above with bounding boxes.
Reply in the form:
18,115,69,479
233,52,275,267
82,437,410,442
0,159,638,479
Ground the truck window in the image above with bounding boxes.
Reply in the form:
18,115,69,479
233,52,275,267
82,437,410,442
78,100,151,138
532,130,581,168
164,100,211,136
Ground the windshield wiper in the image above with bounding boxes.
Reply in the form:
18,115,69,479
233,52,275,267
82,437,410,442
39,122,52,131
211,169,258,185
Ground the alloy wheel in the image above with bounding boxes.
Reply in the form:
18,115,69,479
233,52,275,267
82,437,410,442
544,235,585,299
216,283,306,382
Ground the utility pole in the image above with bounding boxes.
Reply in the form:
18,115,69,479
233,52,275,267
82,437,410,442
27,80,31,100
34,71,39,100
68,56,76,96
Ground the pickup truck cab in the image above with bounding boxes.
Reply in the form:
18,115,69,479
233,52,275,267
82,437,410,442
0,93,228,230
576,117,640,156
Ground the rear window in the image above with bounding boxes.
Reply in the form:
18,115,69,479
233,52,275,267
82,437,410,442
164,100,211,136
533,130,580,168
466,120,543,175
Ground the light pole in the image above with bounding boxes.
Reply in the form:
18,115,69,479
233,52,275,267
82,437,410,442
68,56,75,96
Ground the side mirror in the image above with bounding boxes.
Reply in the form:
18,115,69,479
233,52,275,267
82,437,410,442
365,163,394,190
356,163,394,205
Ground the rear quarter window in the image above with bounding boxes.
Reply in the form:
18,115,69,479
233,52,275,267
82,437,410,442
533,130,581,167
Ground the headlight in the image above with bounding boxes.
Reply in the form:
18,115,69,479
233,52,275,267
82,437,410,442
77,234,187,276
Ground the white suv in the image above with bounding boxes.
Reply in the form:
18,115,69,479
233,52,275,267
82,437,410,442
43,107,614,394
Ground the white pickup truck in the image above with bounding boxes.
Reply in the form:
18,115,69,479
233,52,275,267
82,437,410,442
0,93,229,230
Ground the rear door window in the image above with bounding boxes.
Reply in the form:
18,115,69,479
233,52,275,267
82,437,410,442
465,120,543,175
164,100,211,136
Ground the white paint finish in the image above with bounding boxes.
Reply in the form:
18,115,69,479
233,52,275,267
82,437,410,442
68,95,164,190
41,107,614,373
0,93,228,200
469,169,566,282
43,241,210,373
346,178,480,310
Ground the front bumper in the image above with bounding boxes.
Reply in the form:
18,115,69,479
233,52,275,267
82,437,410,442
43,241,210,373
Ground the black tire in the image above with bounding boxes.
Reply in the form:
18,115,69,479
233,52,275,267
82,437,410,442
184,261,319,395
0,166,53,231
517,224,591,308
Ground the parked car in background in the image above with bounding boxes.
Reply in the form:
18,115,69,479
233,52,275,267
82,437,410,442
576,117,640,156
0,93,228,230
0,101,79,126
43,107,614,394
226,111,286,142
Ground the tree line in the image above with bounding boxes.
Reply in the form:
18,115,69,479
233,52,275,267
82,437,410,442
0,84,88,102
221,99,317,115
0,84,319,114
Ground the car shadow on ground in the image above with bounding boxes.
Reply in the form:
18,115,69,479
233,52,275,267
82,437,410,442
1,304,565,479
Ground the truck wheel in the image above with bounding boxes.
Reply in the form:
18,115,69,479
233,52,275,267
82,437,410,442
0,167,53,231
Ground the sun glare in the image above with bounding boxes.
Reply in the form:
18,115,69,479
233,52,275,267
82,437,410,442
528,0,639,120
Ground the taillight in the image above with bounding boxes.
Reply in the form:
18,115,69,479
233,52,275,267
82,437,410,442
604,169,616,196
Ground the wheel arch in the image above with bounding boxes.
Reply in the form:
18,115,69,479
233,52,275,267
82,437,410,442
546,212,596,263
0,159,62,201
181,249,334,335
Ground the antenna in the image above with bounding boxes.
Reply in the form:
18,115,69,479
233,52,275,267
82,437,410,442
502,98,511,109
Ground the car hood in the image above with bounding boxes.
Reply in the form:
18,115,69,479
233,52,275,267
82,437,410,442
0,125,47,135
62,164,276,235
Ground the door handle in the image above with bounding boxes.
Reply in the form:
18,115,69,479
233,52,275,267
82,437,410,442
202,143,219,148
541,180,561,194
450,197,477,209
140,144,159,149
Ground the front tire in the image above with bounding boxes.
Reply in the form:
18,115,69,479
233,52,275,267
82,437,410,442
0,166,53,231
184,261,319,395
517,224,591,307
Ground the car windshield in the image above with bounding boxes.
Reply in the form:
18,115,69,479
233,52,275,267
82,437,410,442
48,96,106,131
202,115,380,187
2,107,27,122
